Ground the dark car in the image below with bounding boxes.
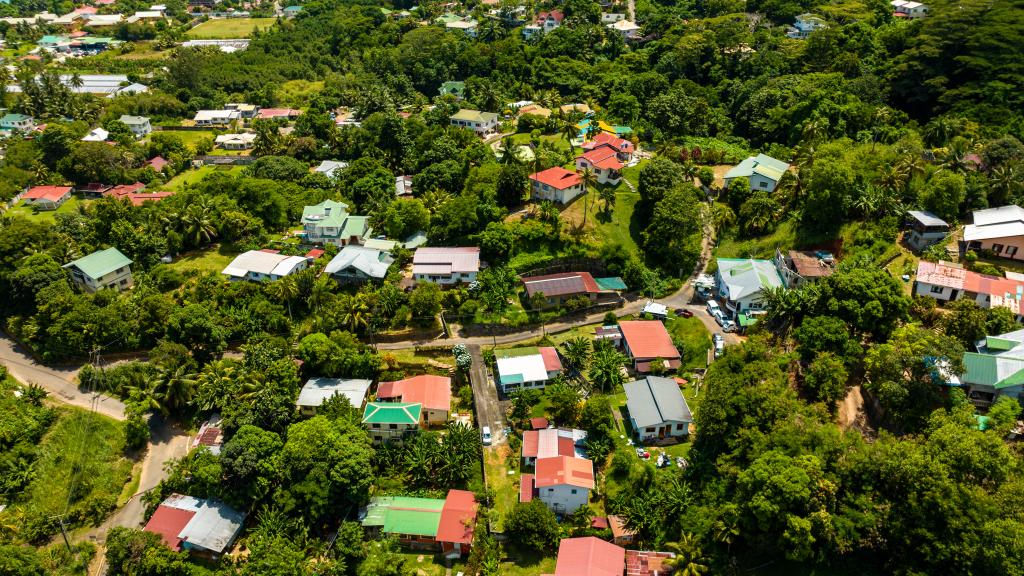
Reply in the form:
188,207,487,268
675,308,693,318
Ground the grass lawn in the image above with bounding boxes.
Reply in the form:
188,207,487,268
714,219,799,262
14,406,132,536
148,129,216,150
498,553,557,576
160,165,244,191
484,445,519,529
278,79,323,108
115,41,170,60
395,551,466,576
6,197,84,223
510,132,573,154
186,17,278,38
665,315,712,369
165,244,240,274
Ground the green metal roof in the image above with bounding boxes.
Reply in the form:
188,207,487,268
63,247,132,280
737,313,759,327
963,353,999,386
996,369,1024,389
362,402,421,425
595,276,627,290
362,496,445,537
985,336,1018,351
439,81,465,96
341,216,369,238
302,199,350,227
1,113,31,123
499,373,524,385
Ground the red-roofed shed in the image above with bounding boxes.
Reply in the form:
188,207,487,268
519,473,535,502
530,417,549,430
22,186,72,210
436,489,477,555
143,505,196,551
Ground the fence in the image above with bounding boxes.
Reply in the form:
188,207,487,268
194,155,256,165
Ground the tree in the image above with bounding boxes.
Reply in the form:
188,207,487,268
545,380,582,425
987,396,1021,436
477,266,517,313
793,315,863,366
578,167,598,228
509,388,543,423
496,163,527,208
105,527,196,575
408,282,442,326
921,171,966,223
382,199,430,240
943,299,989,345
637,157,683,221
664,533,710,576
642,185,702,272
561,336,592,374
800,159,857,233
504,500,560,554
739,191,781,236
165,304,227,364
803,352,848,411
588,341,626,393
221,425,283,502
986,306,1020,337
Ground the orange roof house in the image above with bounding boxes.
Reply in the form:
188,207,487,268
376,374,452,424
617,320,681,373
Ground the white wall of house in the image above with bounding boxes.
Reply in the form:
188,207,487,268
633,420,689,442
413,271,478,285
531,181,584,204
70,266,133,293
913,281,958,303
966,237,1024,261
538,484,589,514
366,422,419,444
574,158,620,184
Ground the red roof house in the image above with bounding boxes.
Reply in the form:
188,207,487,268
522,271,603,306
522,427,585,463
147,156,169,171
435,489,478,555
533,455,594,514
550,537,626,576
376,374,452,424
255,108,301,120
530,416,550,430
520,473,535,502
144,504,197,550
576,146,623,185
22,186,72,210
529,166,585,204
618,320,681,373
583,132,635,156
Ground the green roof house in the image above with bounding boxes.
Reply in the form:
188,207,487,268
301,199,370,248
723,153,790,193
960,329,1024,408
283,5,303,17
439,81,465,100
450,109,499,137
1,113,35,132
714,258,785,318
63,247,134,293
362,402,422,443
360,490,478,555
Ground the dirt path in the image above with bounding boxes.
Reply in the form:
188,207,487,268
838,385,865,429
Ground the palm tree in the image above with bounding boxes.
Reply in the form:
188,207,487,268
499,135,521,166
339,293,370,333
588,341,626,392
558,111,582,155
663,533,709,576
307,274,334,314
578,167,598,229
148,363,198,415
181,198,217,247
267,275,299,320
990,164,1023,205
561,336,592,374
599,186,616,212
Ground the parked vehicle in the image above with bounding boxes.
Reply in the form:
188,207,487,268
713,333,725,357
675,308,693,318
706,300,721,316
481,426,492,445
713,310,737,332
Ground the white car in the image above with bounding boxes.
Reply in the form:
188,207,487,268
706,300,721,316
481,426,492,445
713,333,725,357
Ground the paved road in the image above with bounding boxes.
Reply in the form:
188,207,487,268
0,331,125,420
468,344,507,445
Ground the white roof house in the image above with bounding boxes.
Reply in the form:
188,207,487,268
82,127,109,142
715,258,786,315
84,13,124,26
607,19,640,37
324,245,394,281
963,205,1024,242
214,133,257,148
412,247,480,283
297,377,373,410
6,74,147,96
144,494,246,555
194,109,241,124
314,160,349,179
222,251,309,281
495,347,562,392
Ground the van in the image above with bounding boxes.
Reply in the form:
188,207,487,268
706,300,720,316
481,426,492,445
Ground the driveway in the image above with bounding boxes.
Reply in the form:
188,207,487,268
0,331,125,420
468,345,507,445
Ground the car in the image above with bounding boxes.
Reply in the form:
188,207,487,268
481,426,492,445
675,308,693,318
713,310,737,332
706,300,721,316
713,333,725,357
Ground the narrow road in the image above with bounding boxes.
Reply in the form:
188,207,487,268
468,344,507,445
0,331,125,420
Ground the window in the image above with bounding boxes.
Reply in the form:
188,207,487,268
677,423,686,430
646,427,655,432
389,424,398,430
993,244,1004,254
372,423,380,429
548,488,554,493
930,285,945,294
571,489,577,494
1008,246,1019,257
759,181,768,188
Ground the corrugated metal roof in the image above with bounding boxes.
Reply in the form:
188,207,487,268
362,402,421,424
618,321,679,360
623,376,691,428
553,537,625,576
63,247,132,280
178,500,246,554
436,490,477,545
297,378,372,408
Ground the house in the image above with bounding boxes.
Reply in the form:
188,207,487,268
575,146,623,185
301,199,369,247
962,205,1024,261
608,515,637,546
606,19,640,39
525,455,594,514
362,402,422,443
192,416,224,455
314,160,348,179
193,109,240,126
283,5,303,17
905,210,950,251
913,260,1024,315
641,301,668,320
396,175,414,197
787,13,827,38
105,182,173,206
82,127,109,142
143,494,245,557
438,80,465,100
715,258,786,317
213,133,256,150
119,115,152,137
255,108,301,120
617,320,681,373
0,113,35,132
324,245,394,283
601,13,626,24
22,185,72,210
83,13,123,26
181,38,251,52
624,376,692,442
522,9,563,39
594,325,623,347
723,154,790,192
516,103,552,118
221,250,309,282
891,0,928,18
960,329,1024,408
450,109,499,136
521,271,613,307
529,167,585,205
772,249,835,288
582,132,634,162
445,18,478,37
296,377,372,415
521,427,587,467
412,247,481,285
64,247,134,293
224,103,259,118
495,347,562,393
550,537,625,576
361,490,477,556
147,156,169,171
376,374,452,425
